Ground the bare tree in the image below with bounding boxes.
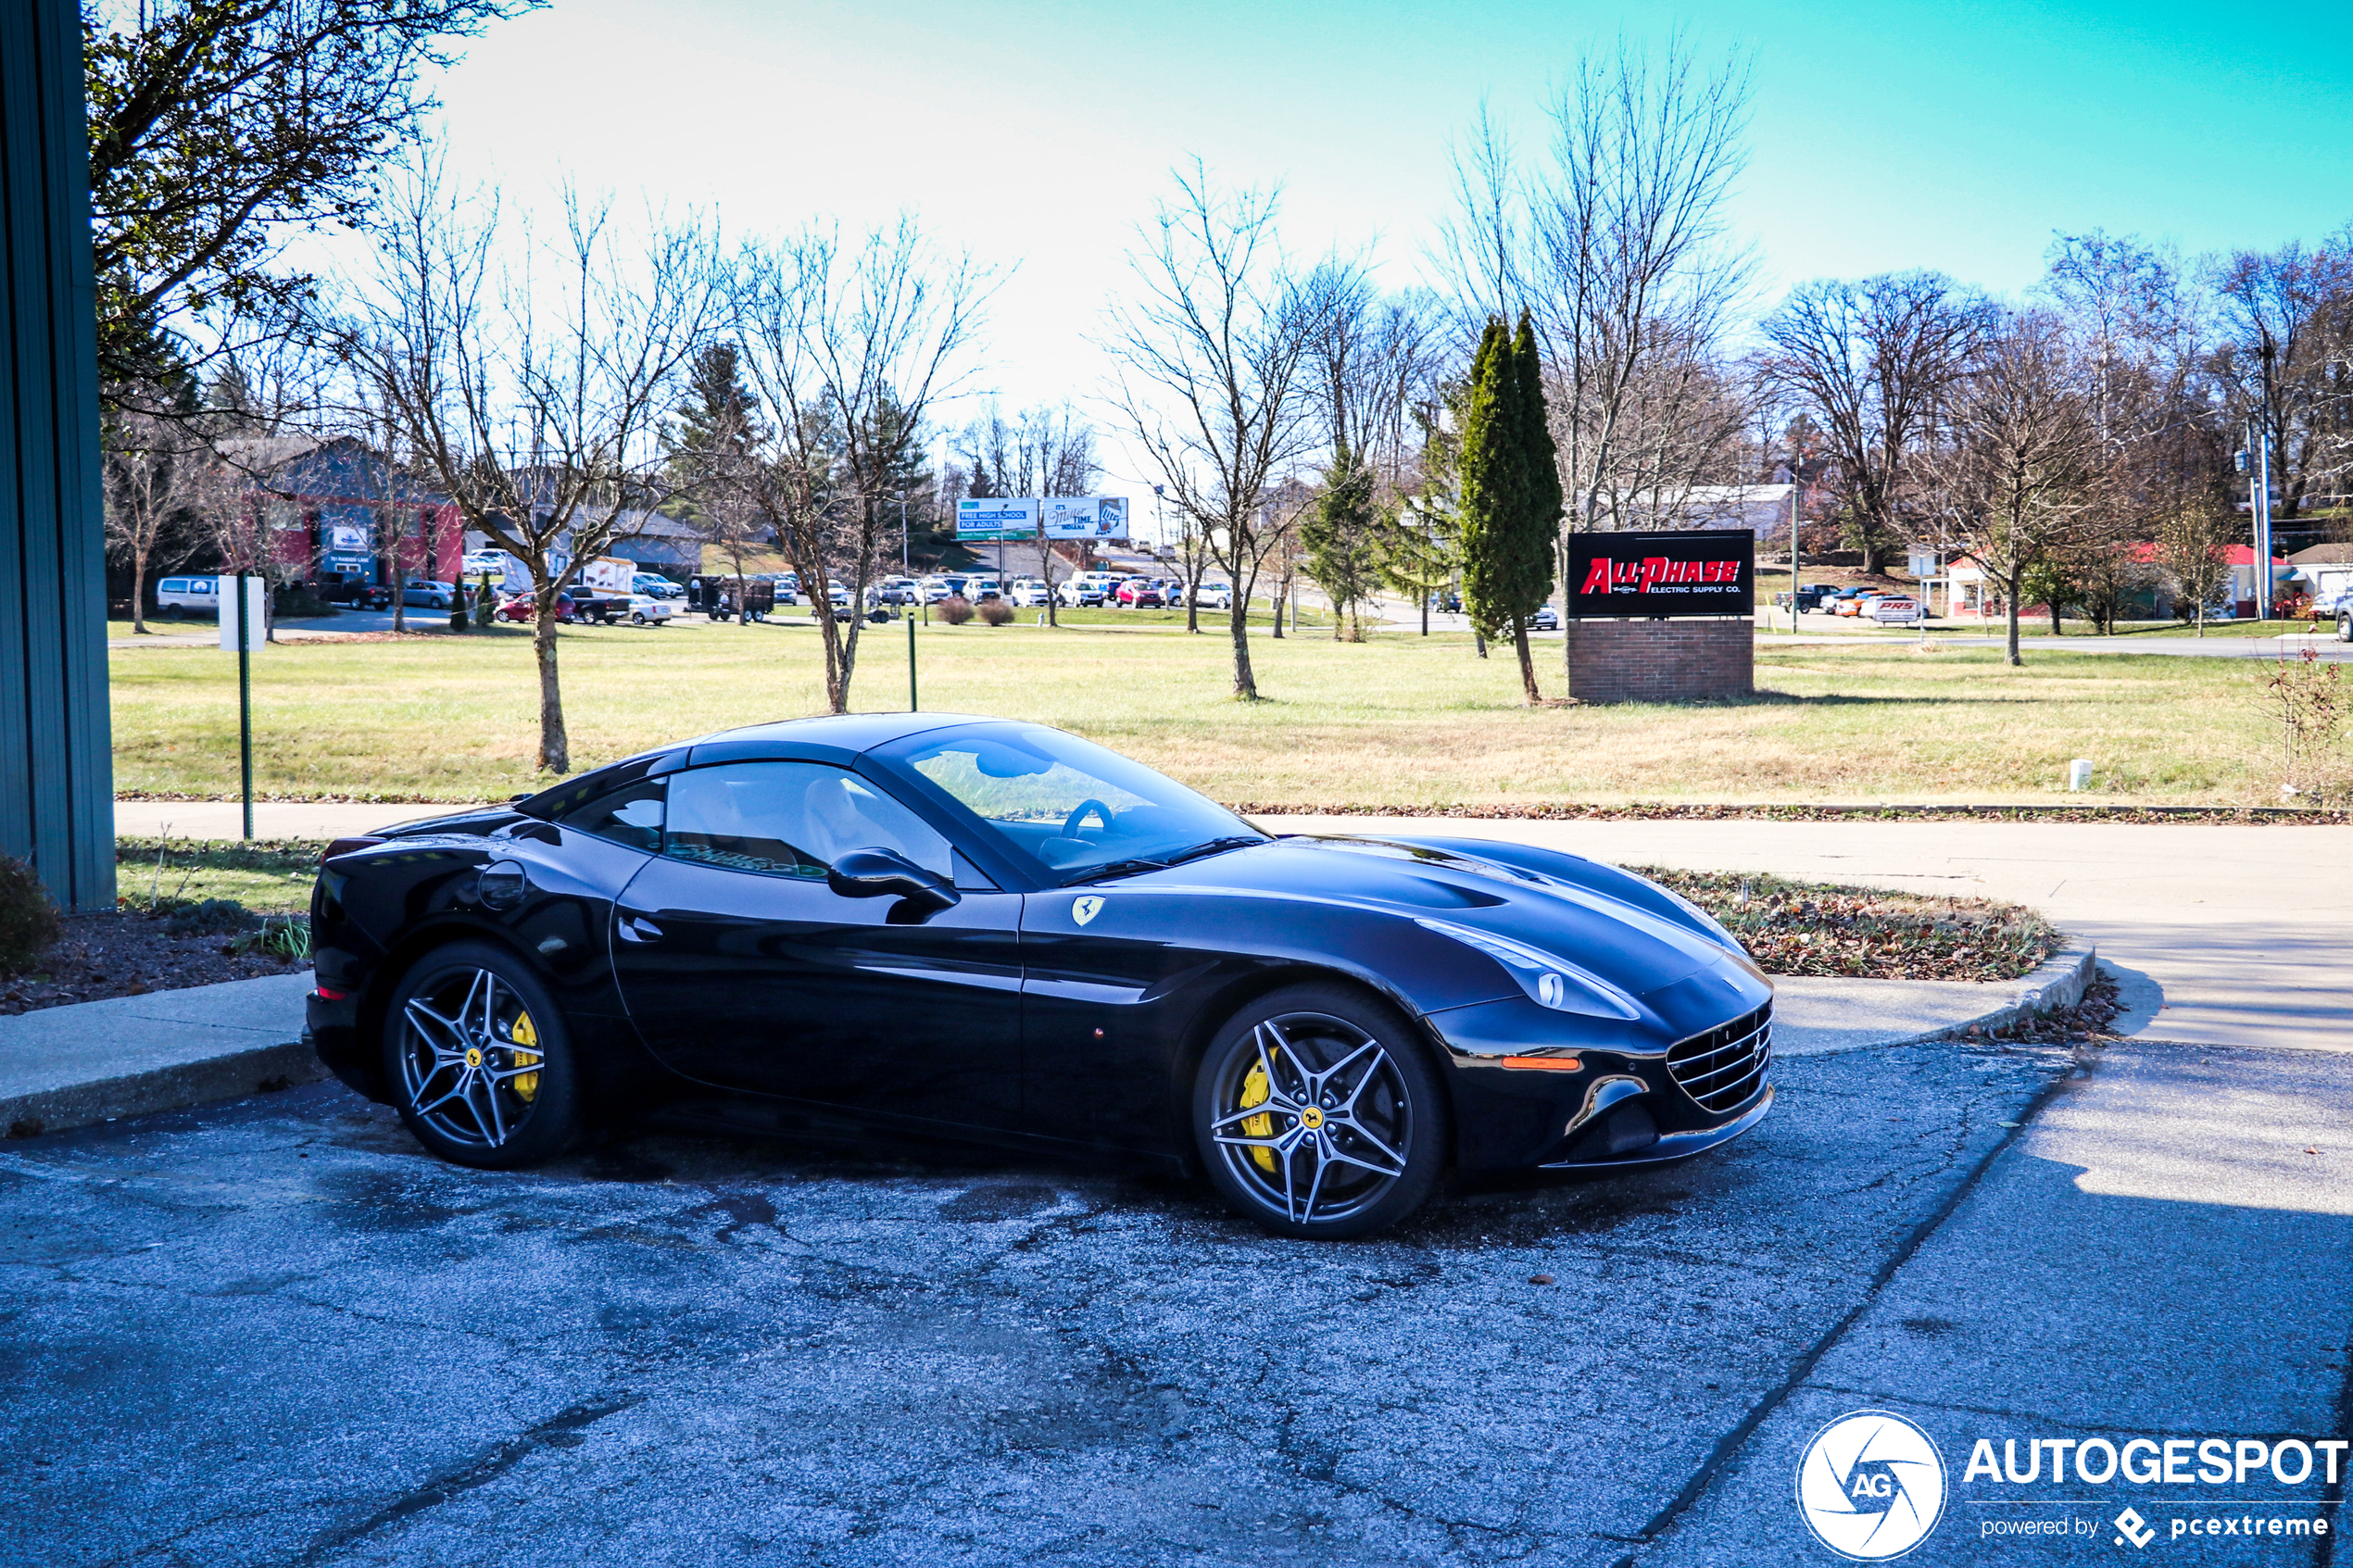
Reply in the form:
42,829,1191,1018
958,403,1099,622
2209,230,2353,518
102,405,195,633
1441,37,1754,679
734,218,988,712
1758,271,1991,570
1102,164,1326,699
339,158,726,771
1924,312,2107,665
2155,491,2238,635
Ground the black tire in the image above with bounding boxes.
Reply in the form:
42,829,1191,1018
630,611,646,625
384,941,582,1169
1192,982,1448,1239
159,604,182,621
2339,615,2351,644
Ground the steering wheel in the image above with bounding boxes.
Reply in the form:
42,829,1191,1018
1062,798,1114,839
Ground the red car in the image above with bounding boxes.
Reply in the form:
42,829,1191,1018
1114,578,1164,608
497,592,580,624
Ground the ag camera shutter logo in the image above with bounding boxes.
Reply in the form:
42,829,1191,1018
1796,1410,1947,1560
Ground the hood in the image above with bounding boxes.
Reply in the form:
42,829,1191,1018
1137,834,1746,1000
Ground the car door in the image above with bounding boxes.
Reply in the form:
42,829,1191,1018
609,759,1027,1133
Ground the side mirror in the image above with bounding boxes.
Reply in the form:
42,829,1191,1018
826,847,962,923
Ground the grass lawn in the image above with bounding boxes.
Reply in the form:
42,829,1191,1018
115,838,321,914
107,613,2308,808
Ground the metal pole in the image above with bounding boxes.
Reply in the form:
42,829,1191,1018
1789,454,1801,635
2253,416,2274,621
236,571,254,840
908,608,918,711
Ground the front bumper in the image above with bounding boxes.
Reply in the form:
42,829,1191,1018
1427,992,1773,1171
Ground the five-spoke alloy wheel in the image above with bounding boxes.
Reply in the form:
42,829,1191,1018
385,942,580,1168
1194,984,1446,1239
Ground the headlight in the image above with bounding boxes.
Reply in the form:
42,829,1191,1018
1415,918,1642,1020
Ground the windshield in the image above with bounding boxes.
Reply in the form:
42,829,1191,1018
880,723,1264,883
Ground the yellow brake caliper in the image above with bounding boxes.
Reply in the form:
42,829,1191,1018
507,1010,541,1102
1239,1052,1277,1174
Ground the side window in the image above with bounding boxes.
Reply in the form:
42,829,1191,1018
548,777,666,852
158,579,185,593
662,762,952,883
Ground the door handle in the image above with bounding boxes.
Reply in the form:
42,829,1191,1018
618,913,663,944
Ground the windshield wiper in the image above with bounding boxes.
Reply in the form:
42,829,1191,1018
1163,834,1265,866
1064,857,1168,885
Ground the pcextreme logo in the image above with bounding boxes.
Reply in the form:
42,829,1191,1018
1796,1411,1948,1561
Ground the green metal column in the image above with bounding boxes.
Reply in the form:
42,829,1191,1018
0,0,116,911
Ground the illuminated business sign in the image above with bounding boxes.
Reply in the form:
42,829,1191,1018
1567,528,1755,619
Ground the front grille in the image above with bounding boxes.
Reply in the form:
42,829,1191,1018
1667,1002,1772,1114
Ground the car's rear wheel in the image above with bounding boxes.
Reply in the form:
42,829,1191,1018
630,611,647,625
1193,984,1447,1239
384,942,581,1169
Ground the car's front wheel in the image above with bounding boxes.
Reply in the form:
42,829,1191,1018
1193,984,1447,1239
384,942,582,1169
2339,614,2351,644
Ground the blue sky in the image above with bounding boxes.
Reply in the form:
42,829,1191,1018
419,0,2353,504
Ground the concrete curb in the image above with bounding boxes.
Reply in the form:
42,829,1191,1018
1791,942,2099,1057
1,1040,328,1140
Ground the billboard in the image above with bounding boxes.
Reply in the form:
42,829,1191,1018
1041,496,1130,539
956,497,1039,541
1567,529,1755,620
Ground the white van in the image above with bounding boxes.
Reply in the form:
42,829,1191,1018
154,577,220,619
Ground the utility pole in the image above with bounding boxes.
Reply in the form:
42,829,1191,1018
1788,438,1802,636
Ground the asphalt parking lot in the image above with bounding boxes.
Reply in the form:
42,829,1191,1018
5,1036,2347,1567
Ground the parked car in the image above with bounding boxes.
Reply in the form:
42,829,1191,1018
963,578,1003,602
401,578,459,609
1114,578,1164,608
1057,573,1114,608
1781,583,1837,613
460,550,508,577
870,577,924,607
632,573,684,600
1189,581,1235,611
1529,604,1561,632
686,575,774,622
310,716,1773,1238
304,571,395,610
916,575,958,604
1005,578,1052,608
497,592,580,624
1426,588,1463,613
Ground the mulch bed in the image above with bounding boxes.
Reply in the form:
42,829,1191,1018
0,912,306,1017
1629,867,2061,983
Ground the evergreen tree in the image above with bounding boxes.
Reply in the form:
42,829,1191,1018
661,343,762,521
1301,443,1383,640
1514,310,1564,593
1460,317,1548,701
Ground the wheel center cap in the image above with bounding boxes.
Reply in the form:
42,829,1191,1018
1299,1106,1326,1130
464,1047,484,1068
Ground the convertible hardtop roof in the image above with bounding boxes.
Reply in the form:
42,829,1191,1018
667,710,1011,767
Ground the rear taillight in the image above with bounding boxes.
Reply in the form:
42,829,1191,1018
313,985,349,1001
322,835,385,862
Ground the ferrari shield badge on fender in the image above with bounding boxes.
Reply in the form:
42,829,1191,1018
1073,896,1104,925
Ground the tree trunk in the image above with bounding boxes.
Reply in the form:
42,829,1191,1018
2004,576,2023,668
130,548,148,634
1473,627,1488,659
1513,620,1541,703
1227,597,1258,700
535,603,570,771
1269,584,1284,640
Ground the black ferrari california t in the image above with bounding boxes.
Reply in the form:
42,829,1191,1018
306,714,1773,1237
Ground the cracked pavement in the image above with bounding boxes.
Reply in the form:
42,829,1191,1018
4,1035,2347,1566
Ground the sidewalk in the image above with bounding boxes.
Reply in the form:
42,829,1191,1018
0,972,321,1136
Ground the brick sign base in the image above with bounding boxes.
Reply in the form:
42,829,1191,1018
1564,619,1753,704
